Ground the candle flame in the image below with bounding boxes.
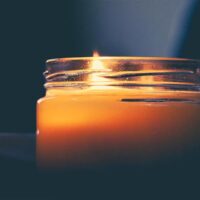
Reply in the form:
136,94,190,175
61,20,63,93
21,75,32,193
93,51,100,57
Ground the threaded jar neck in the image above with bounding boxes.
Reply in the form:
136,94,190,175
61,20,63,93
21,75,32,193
44,57,200,92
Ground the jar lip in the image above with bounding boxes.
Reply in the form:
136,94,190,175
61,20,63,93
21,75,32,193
46,56,200,65
44,56,200,92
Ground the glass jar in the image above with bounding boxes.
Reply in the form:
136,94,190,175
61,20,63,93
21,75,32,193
37,57,200,169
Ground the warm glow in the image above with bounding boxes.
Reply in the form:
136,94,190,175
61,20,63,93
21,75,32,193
37,91,200,168
37,54,200,168
140,75,155,91
93,51,100,58
91,51,105,71
90,52,155,90
89,51,109,88
140,65,156,91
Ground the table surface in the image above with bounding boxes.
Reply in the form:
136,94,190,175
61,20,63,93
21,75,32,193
0,133,35,161
0,133,199,199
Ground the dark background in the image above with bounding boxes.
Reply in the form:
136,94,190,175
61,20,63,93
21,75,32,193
0,0,199,133
0,0,199,198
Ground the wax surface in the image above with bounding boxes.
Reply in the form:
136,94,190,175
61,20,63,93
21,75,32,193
37,89,200,168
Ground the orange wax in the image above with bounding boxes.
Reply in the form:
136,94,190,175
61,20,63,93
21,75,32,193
37,89,200,168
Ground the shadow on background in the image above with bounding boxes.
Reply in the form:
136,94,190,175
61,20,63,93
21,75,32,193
0,1,93,132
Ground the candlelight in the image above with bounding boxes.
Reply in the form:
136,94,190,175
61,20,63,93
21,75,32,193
92,50,100,58
140,67,155,91
89,51,110,89
37,57,200,169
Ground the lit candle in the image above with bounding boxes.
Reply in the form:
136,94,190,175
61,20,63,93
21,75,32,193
37,53,200,169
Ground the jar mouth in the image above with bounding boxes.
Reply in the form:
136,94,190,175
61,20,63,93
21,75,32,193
44,57,200,92
46,56,198,63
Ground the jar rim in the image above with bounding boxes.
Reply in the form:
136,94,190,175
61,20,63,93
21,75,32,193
44,56,200,92
46,56,200,65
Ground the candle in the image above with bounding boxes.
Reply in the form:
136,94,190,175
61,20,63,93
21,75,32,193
37,54,200,169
